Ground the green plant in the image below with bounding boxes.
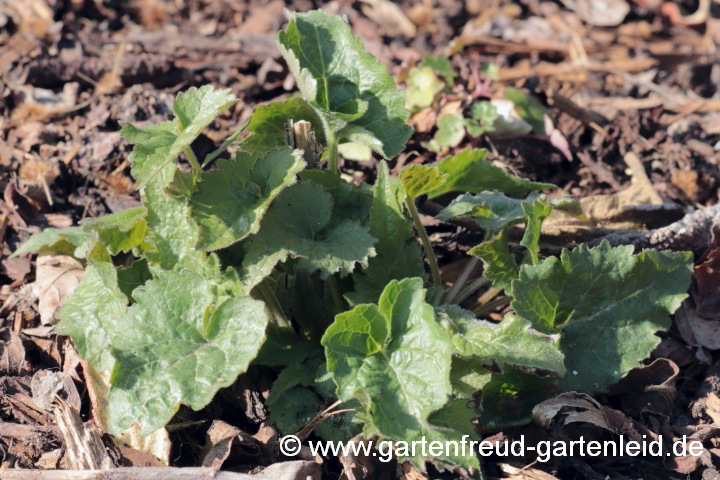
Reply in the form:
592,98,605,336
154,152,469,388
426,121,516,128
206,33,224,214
14,9,693,476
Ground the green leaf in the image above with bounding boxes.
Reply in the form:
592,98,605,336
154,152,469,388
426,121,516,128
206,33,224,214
268,362,319,407
190,148,305,251
438,305,565,375
269,386,323,435
108,270,268,434
417,55,456,78
142,168,208,275
241,182,377,290
254,327,319,367
422,113,465,153
299,170,373,225
478,367,558,429
400,164,448,199
505,87,546,135
55,261,128,372
511,241,692,393
241,97,329,154
519,198,552,265
450,357,492,398
82,207,149,255
436,191,539,230
322,278,478,470
468,229,518,291
348,162,424,305
336,124,385,158
11,226,88,258
405,67,445,110
428,149,555,199
278,10,412,158
116,259,152,299
122,86,236,189
464,102,497,137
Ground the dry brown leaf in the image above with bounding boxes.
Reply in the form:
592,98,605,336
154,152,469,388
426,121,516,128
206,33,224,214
31,370,81,412
559,0,630,26
83,364,171,465
0,328,27,375
31,255,84,325
359,0,417,37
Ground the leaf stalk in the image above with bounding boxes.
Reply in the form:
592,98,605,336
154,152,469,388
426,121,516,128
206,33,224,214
406,197,442,287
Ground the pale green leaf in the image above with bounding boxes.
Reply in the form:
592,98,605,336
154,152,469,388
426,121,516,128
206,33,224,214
122,86,236,189
338,142,372,161
348,162,424,305
11,227,88,258
428,149,555,199
55,261,128,372
511,241,693,393
450,357,492,398
82,207,149,255
400,164,448,199
278,10,412,158
405,67,444,110
422,113,465,153
190,148,305,251
417,55,456,78
142,167,208,275
108,270,268,434
438,305,565,375
465,101,497,137
322,278,478,470
336,124,385,157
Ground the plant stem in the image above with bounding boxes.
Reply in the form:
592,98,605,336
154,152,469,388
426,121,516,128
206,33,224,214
326,129,339,172
325,275,346,315
184,146,201,173
201,121,249,168
257,279,291,329
454,275,490,306
406,197,442,287
444,257,480,304
473,295,511,317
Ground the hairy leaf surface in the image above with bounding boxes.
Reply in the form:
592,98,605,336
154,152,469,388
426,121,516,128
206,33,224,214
322,278,478,470
400,164,448,199
511,242,692,393
122,86,236,189
241,182,377,289
109,270,268,434
55,261,128,372
82,207,149,255
190,148,305,251
438,305,564,375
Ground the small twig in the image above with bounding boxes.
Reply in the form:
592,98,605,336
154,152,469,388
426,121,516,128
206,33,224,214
590,204,720,252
